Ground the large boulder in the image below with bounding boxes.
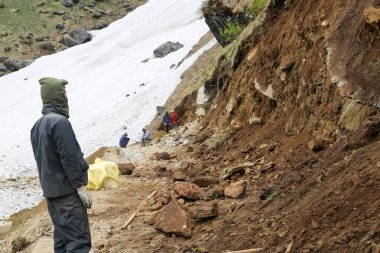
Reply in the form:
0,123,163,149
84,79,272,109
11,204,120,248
149,201,193,237
174,182,205,200
60,28,92,48
4,59,34,71
153,41,183,58
71,27,92,43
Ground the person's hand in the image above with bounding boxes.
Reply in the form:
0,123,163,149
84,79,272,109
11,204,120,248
76,186,92,209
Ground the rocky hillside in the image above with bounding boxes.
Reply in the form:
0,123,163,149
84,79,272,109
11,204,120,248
0,0,379,252
0,0,145,76
152,0,380,251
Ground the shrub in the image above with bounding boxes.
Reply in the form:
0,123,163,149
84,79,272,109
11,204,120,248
248,0,268,17
221,21,243,42
11,236,28,252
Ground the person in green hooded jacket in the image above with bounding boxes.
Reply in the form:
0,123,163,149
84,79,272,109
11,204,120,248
31,77,92,252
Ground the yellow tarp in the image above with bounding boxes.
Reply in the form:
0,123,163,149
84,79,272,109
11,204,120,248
87,158,121,190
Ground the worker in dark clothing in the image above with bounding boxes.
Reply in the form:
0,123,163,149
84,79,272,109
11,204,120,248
119,132,130,148
31,77,92,253
162,111,171,133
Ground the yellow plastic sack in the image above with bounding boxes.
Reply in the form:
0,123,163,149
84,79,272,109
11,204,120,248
86,158,121,190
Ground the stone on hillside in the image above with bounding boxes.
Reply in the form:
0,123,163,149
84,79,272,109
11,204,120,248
60,28,91,47
171,170,186,181
0,56,8,62
0,73,3,77
205,186,225,200
71,27,91,43
35,36,45,42
92,12,103,19
95,21,108,30
4,59,34,71
192,176,219,187
0,3,5,8
153,41,184,58
187,201,218,219
174,182,205,200
154,152,171,160
53,10,65,15
149,201,192,237
63,0,74,7
220,162,256,180
60,34,80,47
224,180,247,198
117,162,135,175
38,42,55,52
308,139,328,152
0,66,6,72
56,23,64,30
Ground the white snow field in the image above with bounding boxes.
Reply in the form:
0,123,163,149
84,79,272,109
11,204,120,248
0,0,215,219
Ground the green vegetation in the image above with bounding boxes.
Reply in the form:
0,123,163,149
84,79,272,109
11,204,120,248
11,236,28,252
221,21,243,42
265,190,278,201
0,0,110,48
248,0,268,17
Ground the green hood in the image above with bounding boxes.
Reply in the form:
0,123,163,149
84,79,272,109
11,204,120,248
39,77,69,117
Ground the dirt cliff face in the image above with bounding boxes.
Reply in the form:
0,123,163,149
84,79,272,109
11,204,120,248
166,0,380,252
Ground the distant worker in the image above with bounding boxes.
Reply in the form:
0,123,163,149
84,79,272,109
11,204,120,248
141,128,153,146
170,111,179,128
31,77,92,252
119,132,130,148
162,111,171,133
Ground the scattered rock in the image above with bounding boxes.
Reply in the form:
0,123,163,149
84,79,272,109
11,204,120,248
149,201,193,237
53,10,65,15
308,139,328,152
63,0,74,8
187,201,218,219
0,56,8,62
260,162,276,173
174,182,205,200
192,176,219,187
0,66,6,72
56,23,65,30
95,21,108,30
153,41,184,58
171,170,186,181
224,180,247,198
117,162,135,175
92,12,104,19
220,162,256,180
38,42,55,52
35,36,45,42
154,152,171,160
205,186,225,200
4,59,34,71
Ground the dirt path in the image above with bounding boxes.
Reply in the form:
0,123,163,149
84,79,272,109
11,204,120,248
0,137,180,252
